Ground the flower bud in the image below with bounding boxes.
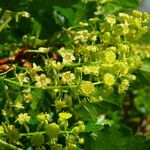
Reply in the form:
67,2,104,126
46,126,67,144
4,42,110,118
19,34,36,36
46,123,60,138
31,133,44,146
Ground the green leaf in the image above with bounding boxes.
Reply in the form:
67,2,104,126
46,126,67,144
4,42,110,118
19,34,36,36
54,6,75,26
30,18,42,37
74,101,98,121
52,0,80,8
103,3,122,16
15,93,24,103
85,120,104,133
54,2,87,26
140,59,150,81
113,0,139,8
84,125,150,150
30,89,44,110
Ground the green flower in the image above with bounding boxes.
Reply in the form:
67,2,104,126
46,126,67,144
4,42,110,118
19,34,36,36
83,66,99,76
38,47,50,53
103,73,115,86
132,10,142,18
37,113,51,122
80,81,95,95
59,48,76,64
106,15,116,25
105,51,116,63
74,30,90,43
35,74,51,88
16,73,29,85
0,126,4,134
54,100,67,112
61,71,75,84
16,113,30,124
118,79,129,93
59,112,72,120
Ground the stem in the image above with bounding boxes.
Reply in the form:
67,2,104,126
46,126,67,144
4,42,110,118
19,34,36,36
0,68,13,76
27,50,40,53
0,16,12,32
1,78,102,90
19,130,72,137
3,78,36,89
2,78,77,89
20,131,45,137
93,81,102,85
66,61,102,67
0,139,23,150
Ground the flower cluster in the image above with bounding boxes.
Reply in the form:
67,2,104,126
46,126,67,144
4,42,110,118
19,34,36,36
0,7,149,150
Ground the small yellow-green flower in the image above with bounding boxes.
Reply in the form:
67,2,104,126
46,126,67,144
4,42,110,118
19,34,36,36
119,13,130,22
118,79,129,93
59,112,72,120
16,73,29,85
105,51,116,63
106,15,116,25
134,18,142,28
83,66,99,76
86,45,98,52
103,73,115,86
24,93,32,103
16,113,30,124
118,44,129,53
102,32,111,43
120,23,129,34
80,81,95,95
132,10,142,18
35,74,51,88
51,61,63,70
89,17,99,22
15,102,24,109
79,21,88,27
32,63,43,73
37,113,51,122
89,96,103,103
74,30,90,43
61,71,75,84
114,62,129,75
59,48,76,64
38,47,50,53
0,126,4,134
54,100,67,112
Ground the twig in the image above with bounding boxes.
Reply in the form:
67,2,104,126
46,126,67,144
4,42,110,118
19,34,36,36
0,139,23,150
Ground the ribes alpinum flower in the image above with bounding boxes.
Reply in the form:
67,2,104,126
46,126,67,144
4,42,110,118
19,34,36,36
0,4,149,149
58,48,76,64
54,100,67,112
83,66,100,75
15,102,24,109
16,113,31,124
59,112,72,120
16,73,29,85
118,79,129,93
104,51,116,63
35,74,51,88
37,113,51,123
61,71,75,84
80,81,95,95
103,73,115,86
